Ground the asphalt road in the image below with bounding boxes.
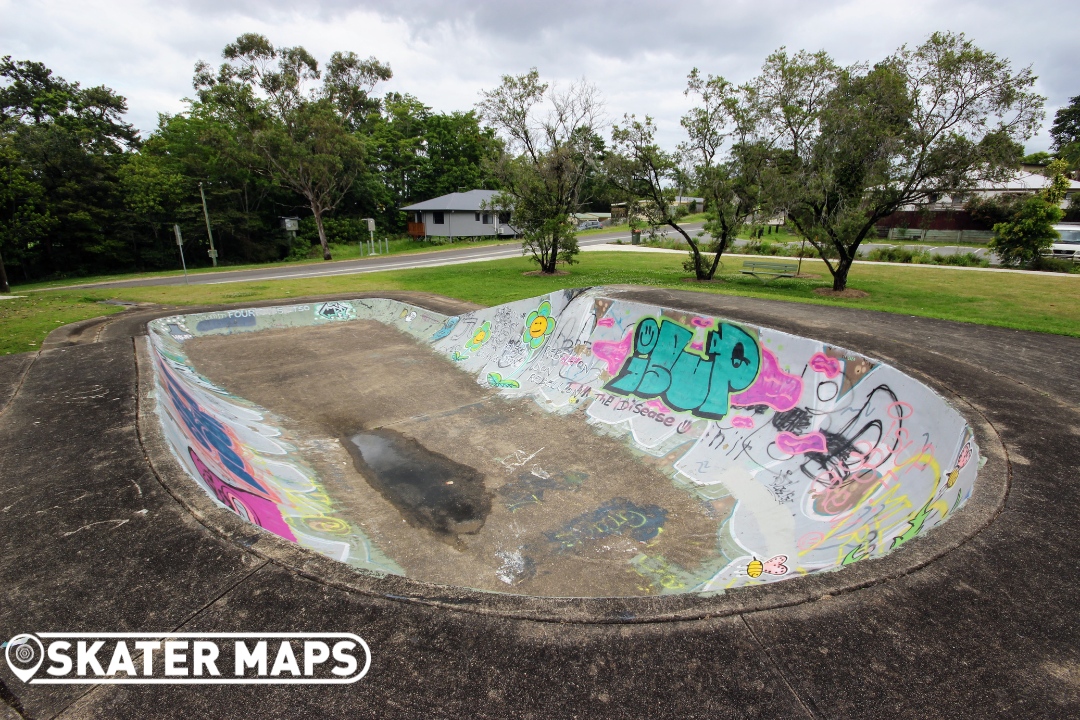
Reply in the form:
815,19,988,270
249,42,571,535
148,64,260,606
65,225,703,290
57,222,995,292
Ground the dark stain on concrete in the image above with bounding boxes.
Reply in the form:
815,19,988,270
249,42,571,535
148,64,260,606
344,428,491,542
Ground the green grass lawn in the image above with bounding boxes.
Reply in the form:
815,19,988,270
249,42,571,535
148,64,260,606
2,252,1077,355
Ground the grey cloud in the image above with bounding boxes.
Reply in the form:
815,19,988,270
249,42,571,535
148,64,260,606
3,1,1077,150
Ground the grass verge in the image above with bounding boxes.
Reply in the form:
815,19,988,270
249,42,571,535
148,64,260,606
2,252,1077,355
9,236,520,292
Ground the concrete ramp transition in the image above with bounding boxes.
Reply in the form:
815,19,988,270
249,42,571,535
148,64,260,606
145,288,979,597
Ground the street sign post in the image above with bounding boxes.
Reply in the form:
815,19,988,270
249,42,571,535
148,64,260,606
281,217,299,253
363,218,378,255
173,224,189,284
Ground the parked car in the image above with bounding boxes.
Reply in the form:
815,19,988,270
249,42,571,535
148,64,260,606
1050,223,1080,261
576,220,603,231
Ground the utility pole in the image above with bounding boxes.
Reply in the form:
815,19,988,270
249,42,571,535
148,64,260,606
198,182,218,267
173,224,190,284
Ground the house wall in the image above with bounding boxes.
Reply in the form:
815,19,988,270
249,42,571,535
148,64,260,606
422,210,501,238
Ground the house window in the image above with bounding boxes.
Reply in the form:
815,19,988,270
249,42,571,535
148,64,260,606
498,212,510,224
482,213,491,224
433,211,444,224
475,212,481,221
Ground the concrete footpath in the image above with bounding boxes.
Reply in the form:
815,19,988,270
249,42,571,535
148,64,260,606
1,288,1078,718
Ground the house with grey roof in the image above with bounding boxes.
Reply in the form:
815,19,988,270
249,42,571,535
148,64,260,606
402,189,516,239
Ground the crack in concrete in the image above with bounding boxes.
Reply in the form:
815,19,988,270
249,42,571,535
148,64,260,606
741,614,820,719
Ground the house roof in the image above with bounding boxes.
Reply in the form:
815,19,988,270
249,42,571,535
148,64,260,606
978,171,1080,192
402,189,501,212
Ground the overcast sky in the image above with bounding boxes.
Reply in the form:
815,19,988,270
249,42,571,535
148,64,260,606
2,0,1077,151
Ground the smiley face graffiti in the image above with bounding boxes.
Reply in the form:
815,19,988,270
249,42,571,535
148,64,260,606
523,301,556,350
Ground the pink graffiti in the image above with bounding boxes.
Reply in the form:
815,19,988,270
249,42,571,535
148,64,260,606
762,555,789,575
189,448,296,541
731,350,803,412
597,317,615,327
690,316,713,328
592,329,634,375
690,341,704,350
957,442,972,469
776,431,828,455
645,399,670,414
809,352,842,378
731,416,755,429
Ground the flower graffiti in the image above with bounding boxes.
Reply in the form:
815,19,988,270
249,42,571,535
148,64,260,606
466,320,492,351
523,301,556,350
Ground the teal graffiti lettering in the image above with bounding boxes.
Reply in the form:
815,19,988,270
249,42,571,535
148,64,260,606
606,318,760,420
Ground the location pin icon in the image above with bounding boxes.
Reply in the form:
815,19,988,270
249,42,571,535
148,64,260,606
5,634,44,683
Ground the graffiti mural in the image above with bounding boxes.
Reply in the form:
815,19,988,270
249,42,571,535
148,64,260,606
148,287,980,596
606,317,761,419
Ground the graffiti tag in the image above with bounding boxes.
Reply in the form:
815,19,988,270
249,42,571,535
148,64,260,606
606,318,761,420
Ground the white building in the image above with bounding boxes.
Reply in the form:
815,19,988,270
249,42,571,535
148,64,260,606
910,170,1080,211
402,190,516,239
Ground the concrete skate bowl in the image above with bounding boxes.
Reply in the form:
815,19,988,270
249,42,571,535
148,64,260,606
144,288,983,617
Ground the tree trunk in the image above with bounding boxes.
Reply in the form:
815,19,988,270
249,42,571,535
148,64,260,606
0,247,10,293
312,206,332,260
705,236,729,279
832,258,851,291
665,219,709,280
542,235,558,273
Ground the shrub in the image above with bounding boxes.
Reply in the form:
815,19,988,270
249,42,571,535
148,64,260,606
866,246,918,263
1030,256,1080,273
931,252,990,268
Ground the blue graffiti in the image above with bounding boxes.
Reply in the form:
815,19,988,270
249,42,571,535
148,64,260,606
160,363,268,497
546,498,667,552
195,314,256,332
431,316,460,341
606,317,760,420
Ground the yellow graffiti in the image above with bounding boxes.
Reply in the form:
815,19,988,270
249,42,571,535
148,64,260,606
800,452,940,559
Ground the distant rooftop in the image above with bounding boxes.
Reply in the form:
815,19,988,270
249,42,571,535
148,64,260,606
402,189,500,212
980,170,1080,192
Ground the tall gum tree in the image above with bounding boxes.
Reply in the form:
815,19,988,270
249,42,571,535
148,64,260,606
609,115,711,273
610,70,769,281
194,34,391,260
478,69,603,274
758,33,1044,291
680,70,771,278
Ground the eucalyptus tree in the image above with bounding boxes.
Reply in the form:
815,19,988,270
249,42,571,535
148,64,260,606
608,115,700,264
757,33,1044,291
610,69,767,281
1050,95,1080,170
681,70,772,277
194,34,391,260
478,69,603,274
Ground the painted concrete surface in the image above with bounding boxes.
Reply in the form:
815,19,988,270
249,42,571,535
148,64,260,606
146,288,979,597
